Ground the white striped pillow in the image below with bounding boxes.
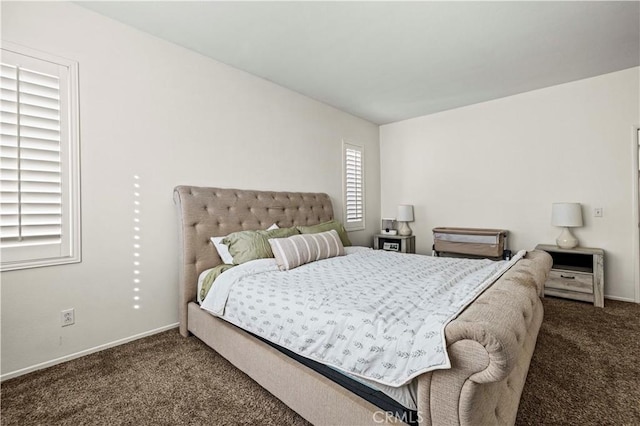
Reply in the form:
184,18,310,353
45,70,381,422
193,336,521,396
268,229,345,271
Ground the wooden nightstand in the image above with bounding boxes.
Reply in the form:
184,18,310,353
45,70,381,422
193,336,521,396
374,235,416,254
535,244,604,307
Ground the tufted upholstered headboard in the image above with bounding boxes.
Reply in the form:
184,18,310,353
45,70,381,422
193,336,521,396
173,186,334,335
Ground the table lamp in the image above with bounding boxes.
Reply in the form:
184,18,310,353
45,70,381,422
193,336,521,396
551,202,583,249
397,204,414,236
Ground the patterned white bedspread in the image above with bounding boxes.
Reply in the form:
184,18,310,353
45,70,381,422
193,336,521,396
201,248,524,387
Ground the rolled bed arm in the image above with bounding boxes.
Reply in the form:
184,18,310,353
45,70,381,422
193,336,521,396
417,250,552,426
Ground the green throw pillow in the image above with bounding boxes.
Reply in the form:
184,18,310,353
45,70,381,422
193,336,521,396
296,220,352,247
223,227,299,265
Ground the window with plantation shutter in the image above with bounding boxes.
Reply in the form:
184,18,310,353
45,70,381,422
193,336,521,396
343,141,365,231
1,44,80,271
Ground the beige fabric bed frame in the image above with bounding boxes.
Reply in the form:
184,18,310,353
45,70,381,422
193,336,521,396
174,186,552,426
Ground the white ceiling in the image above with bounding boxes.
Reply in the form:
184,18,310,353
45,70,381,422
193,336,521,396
78,1,639,125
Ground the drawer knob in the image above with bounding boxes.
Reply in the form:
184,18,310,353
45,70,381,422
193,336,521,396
560,274,575,279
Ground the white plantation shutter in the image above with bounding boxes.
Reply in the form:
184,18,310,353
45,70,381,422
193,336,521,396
1,45,80,271
343,141,365,231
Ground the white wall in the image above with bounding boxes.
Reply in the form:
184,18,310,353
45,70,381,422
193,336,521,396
0,2,380,377
381,67,639,301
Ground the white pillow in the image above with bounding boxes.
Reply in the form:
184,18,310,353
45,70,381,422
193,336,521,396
211,236,234,264
211,223,279,264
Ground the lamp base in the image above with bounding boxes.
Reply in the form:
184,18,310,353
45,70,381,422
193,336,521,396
556,227,578,249
397,221,412,236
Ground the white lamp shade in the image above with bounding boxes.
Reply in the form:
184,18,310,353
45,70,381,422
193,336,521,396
551,203,583,227
397,205,414,222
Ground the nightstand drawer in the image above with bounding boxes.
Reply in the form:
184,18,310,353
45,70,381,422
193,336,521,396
546,270,593,294
535,244,604,307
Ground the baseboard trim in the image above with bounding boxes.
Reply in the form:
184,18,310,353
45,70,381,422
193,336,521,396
605,295,637,303
1,323,179,382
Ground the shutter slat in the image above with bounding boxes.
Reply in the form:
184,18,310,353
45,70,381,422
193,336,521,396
0,157,17,169
1,122,18,137
20,214,62,226
1,214,19,226
1,235,60,245
0,121,60,143
20,192,61,204
17,124,60,142
0,68,15,76
1,111,17,125
17,136,60,152
17,158,61,173
2,171,61,184
0,170,19,181
17,170,61,183
16,80,60,101
0,226,20,239
0,75,17,91
19,103,59,121
17,203,61,215
0,85,60,108
21,224,61,237
18,68,59,88
0,88,17,103
20,91,60,108
1,180,18,191
1,213,60,225
20,181,61,194
20,147,60,162
1,134,17,148
0,202,19,213
20,114,60,131
1,100,59,120
1,147,60,163
0,99,16,114
2,135,59,152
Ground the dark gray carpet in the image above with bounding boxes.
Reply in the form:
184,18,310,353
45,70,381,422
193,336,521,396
2,297,639,425
517,298,640,425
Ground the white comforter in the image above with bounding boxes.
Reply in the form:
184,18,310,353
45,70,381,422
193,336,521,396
201,248,524,387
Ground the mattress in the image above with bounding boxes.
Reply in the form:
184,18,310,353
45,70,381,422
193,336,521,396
250,325,419,424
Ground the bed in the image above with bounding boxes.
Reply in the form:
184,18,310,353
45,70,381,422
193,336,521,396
173,185,552,425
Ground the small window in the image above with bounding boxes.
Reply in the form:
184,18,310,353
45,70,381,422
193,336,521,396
342,140,365,231
1,43,81,271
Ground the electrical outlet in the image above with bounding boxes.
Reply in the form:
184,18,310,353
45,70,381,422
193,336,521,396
61,308,75,327
594,207,603,218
